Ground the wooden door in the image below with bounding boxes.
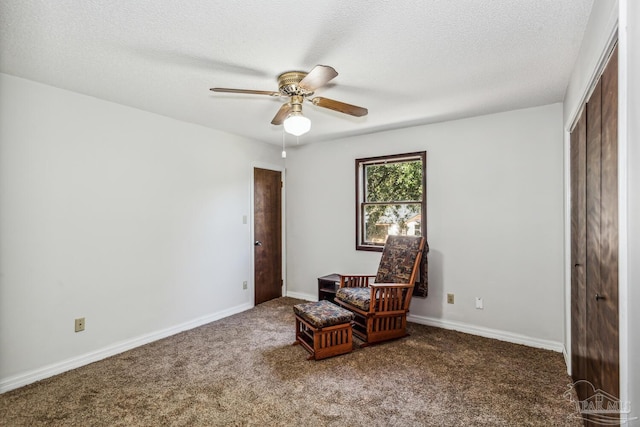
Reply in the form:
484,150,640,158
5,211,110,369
594,45,619,398
570,107,587,399
570,45,619,406
254,168,282,305
585,76,604,395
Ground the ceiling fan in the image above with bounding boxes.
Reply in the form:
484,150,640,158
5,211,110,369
210,65,368,136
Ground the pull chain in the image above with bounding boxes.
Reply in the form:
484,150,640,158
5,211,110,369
281,130,287,159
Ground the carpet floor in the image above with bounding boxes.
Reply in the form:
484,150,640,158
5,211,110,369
0,297,582,426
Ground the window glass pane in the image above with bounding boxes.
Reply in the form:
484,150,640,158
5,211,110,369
356,151,426,251
363,203,422,245
365,160,422,203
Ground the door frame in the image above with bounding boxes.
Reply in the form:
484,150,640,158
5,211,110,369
250,162,286,307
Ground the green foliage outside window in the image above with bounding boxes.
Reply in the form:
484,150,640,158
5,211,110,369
363,159,423,244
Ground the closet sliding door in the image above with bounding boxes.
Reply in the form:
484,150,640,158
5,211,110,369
570,45,619,404
570,104,587,399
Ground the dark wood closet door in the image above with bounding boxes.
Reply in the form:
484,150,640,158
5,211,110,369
570,45,619,405
595,45,619,398
585,76,604,393
570,108,587,398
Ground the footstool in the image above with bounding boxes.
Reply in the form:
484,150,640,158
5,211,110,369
293,300,355,360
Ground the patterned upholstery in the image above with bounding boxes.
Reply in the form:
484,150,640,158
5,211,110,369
333,235,425,345
375,235,423,284
335,236,423,312
293,300,354,329
335,287,371,311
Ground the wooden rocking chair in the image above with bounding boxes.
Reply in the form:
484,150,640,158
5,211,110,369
334,235,426,346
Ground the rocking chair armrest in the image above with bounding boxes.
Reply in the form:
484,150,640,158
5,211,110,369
369,283,415,312
370,282,413,289
338,274,376,288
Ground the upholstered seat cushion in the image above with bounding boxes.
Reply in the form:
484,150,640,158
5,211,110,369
335,287,371,311
293,300,355,329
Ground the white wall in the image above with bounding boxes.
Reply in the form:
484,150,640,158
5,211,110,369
286,103,565,349
0,74,282,391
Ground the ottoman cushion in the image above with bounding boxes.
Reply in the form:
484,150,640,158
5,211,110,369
293,300,354,329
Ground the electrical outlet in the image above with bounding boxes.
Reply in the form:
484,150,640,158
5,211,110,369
447,293,454,304
75,317,85,332
243,281,248,290
475,297,484,309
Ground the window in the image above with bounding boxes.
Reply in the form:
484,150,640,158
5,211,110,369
356,151,426,251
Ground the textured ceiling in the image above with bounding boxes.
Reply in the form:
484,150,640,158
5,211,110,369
0,1,594,145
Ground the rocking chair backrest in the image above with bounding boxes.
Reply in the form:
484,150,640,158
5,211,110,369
374,235,425,285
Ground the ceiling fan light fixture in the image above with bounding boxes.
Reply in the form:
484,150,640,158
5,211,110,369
283,112,311,136
211,65,368,138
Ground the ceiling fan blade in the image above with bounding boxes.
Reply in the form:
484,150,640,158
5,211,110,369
271,103,292,125
210,88,280,96
298,65,338,92
311,97,368,117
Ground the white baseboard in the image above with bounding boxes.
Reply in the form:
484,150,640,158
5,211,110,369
0,302,253,394
285,291,316,301
408,313,566,353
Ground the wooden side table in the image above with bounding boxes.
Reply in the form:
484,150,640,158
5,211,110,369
318,273,341,302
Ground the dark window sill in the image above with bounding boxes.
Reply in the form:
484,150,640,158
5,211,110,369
356,244,384,252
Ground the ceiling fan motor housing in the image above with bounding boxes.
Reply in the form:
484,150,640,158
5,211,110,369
277,71,313,97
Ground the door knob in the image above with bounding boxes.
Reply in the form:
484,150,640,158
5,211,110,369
595,293,605,301
254,240,262,246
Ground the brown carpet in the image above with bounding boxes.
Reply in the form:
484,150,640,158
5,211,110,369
0,297,581,426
